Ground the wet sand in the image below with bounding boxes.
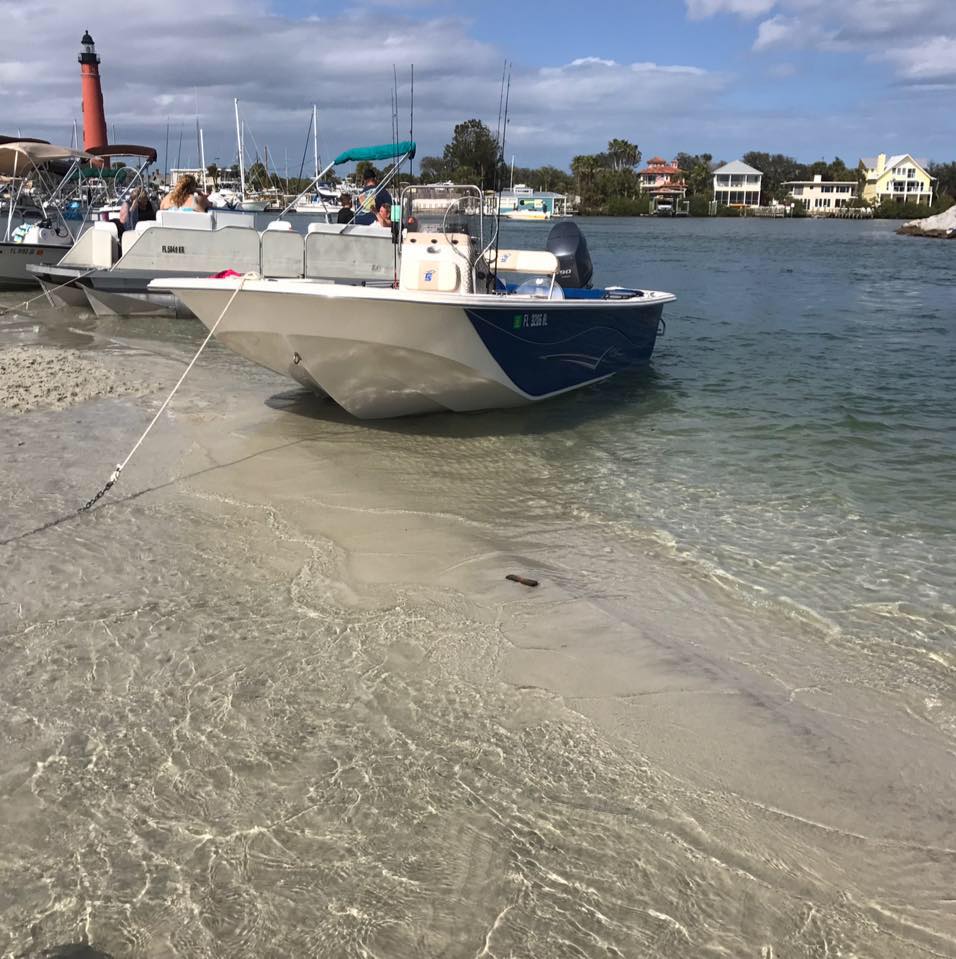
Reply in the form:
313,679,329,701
1,307,954,957
0,345,159,413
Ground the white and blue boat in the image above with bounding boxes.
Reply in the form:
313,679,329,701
153,145,674,419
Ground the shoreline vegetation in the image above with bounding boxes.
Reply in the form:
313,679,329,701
229,119,953,221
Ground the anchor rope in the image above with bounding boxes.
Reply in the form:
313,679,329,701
80,272,256,512
0,267,100,316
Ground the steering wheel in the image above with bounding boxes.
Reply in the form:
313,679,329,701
113,166,144,202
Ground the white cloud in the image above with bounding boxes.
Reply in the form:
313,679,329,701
685,0,776,20
733,0,956,85
0,2,731,167
518,58,727,150
753,15,800,50
885,36,956,82
568,57,618,67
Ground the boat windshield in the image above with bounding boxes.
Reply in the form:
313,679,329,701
400,185,483,245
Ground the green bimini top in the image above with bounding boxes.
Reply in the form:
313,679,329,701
67,166,126,179
334,141,416,165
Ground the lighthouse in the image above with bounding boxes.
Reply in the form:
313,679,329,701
78,30,108,153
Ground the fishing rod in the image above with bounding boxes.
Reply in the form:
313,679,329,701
409,64,414,181
392,65,400,150
490,60,512,292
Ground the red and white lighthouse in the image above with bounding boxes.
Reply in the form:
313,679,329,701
78,30,108,153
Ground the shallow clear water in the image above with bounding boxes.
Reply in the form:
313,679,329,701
1,217,954,957
503,217,956,655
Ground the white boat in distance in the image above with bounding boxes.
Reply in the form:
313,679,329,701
153,155,675,420
30,140,399,316
0,140,93,290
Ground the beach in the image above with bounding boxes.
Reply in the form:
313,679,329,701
0,345,161,413
1,217,954,957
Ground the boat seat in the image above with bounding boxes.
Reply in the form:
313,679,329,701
306,222,391,237
93,220,118,240
261,229,304,278
121,219,159,253
90,221,119,267
399,232,472,294
405,260,461,293
304,228,394,282
486,248,559,274
264,220,292,231
307,222,346,235
155,210,216,230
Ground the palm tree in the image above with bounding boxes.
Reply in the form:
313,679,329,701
607,138,641,172
571,154,599,190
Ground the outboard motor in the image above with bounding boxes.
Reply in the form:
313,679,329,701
546,220,593,290
20,222,62,245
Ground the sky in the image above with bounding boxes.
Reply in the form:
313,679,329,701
1,0,953,175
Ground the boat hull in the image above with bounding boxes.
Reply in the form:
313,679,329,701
0,243,68,291
505,211,551,222
83,284,184,318
82,269,196,317
30,264,192,316
162,280,669,419
29,264,91,307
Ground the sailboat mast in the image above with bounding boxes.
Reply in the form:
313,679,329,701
199,128,207,191
234,98,246,196
312,104,319,182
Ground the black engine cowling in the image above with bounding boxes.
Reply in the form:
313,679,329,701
546,220,593,289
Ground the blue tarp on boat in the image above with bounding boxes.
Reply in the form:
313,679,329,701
334,141,416,165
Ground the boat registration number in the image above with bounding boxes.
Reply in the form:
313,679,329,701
513,312,548,329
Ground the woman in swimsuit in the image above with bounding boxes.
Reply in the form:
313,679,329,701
159,174,209,212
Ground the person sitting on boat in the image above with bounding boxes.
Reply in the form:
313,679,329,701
119,188,156,232
160,174,210,213
353,172,391,225
336,193,354,224
374,198,392,229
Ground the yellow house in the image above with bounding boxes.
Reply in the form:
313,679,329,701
859,154,935,206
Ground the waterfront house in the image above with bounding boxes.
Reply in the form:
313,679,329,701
712,160,762,206
859,154,934,206
638,157,686,200
783,174,858,213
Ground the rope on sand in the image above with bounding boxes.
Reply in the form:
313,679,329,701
80,273,255,511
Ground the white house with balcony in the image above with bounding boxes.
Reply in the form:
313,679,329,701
712,160,762,206
783,174,858,213
859,154,935,206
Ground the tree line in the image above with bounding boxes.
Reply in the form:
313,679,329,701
414,119,956,218
205,119,956,219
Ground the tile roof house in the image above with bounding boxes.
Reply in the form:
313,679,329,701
638,157,686,198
